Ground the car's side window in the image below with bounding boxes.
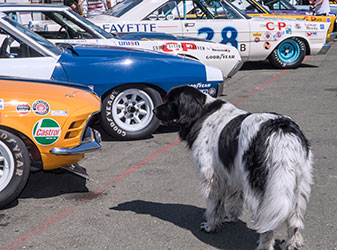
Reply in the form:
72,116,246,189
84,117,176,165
183,0,241,19
144,1,181,21
7,11,96,40
0,31,41,59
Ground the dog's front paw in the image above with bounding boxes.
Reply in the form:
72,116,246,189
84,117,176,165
200,222,215,233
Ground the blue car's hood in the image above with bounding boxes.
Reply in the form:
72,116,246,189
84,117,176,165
64,44,182,60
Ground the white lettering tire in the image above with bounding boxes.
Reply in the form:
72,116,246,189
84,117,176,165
0,129,30,208
100,86,162,140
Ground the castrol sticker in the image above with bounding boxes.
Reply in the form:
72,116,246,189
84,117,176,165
32,118,61,145
32,100,50,116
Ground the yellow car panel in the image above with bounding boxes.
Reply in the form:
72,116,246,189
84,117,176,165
0,78,101,170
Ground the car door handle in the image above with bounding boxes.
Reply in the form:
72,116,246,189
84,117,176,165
184,23,195,27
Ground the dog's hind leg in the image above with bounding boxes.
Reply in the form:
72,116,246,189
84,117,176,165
281,160,313,250
256,231,275,250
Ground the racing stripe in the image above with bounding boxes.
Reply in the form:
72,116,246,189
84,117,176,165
204,65,224,82
0,57,59,80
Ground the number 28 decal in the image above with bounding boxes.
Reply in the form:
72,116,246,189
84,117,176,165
198,26,238,48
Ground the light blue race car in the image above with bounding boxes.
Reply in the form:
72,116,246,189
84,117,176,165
0,14,224,140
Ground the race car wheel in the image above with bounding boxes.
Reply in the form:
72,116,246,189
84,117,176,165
0,129,30,208
269,38,306,69
101,86,162,140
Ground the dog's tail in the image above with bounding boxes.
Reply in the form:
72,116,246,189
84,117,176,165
252,134,313,234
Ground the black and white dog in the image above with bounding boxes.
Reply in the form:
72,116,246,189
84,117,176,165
153,86,313,250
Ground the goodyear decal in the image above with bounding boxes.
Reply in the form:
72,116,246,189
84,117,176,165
32,118,61,146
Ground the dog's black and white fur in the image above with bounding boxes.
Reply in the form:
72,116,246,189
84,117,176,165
153,86,313,250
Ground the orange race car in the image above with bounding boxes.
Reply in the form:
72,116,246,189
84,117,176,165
0,77,101,208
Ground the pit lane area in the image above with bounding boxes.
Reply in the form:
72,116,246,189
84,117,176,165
1,42,337,250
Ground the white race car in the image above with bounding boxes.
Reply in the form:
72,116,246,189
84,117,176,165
88,0,332,69
1,4,242,80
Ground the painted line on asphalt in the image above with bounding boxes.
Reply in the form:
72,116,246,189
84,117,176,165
2,59,309,249
3,138,180,250
233,55,312,106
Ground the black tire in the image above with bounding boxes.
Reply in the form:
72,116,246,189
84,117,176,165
100,86,162,140
269,37,306,69
0,129,30,209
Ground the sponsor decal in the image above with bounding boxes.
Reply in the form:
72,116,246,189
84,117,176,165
118,41,140,46
0,113,1,123
320,24,324,30
51,110,68,116
32,118,61,146
252,32,262,37
167,14,174,20
286,28,292,34
273,31,285,39
305,23,318,31
208,88,216,96
263,32,271,40
254,37,260,43
266,22,286,31
16,103,31,115
327,18,331,22
153,42,206,52
32,100,50,116
264,42,271,50
101,23,156,33
211,48,231,52
188,83,211,89
206,54,235,60
307,32,313,36
0,99,3,110
295,24,301,29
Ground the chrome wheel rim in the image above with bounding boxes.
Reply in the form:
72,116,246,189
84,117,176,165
0,141,15,192
112,89,154,132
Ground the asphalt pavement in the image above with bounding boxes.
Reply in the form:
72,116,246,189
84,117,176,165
1,42,337,250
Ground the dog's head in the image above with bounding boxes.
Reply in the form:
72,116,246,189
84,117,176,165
153,86,206,127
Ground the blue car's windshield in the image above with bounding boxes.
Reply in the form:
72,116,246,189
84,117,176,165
3,17,62,56
104,0,142,17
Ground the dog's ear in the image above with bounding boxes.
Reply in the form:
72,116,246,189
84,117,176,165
177,89,206,127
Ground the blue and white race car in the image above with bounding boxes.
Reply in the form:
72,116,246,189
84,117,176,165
0,13,224,140
89,0,332,69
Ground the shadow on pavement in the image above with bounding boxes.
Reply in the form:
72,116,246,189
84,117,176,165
19,169,88,199
110,200,260,250
241,61,318,71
